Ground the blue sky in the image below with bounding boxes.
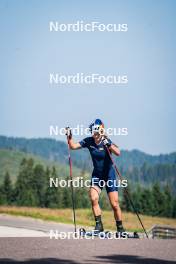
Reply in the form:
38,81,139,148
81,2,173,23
0,0,176,154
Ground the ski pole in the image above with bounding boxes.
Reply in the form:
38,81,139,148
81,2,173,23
66,134,77,234
105,145,149,238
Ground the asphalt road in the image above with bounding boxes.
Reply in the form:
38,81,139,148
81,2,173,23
0,214,73,236
0,214,176,264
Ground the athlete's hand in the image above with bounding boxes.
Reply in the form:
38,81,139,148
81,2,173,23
65,127,72,139
102,137,112,147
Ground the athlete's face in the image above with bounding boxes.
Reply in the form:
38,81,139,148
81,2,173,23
92,131,101,140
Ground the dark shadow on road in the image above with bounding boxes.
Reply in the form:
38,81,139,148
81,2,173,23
0,259,80,264
0,255,176,264
92,254,176,264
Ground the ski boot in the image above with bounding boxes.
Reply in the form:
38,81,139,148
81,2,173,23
116,221,127,238
93,215,104,235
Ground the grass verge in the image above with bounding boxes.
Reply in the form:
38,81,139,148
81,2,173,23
0,206,176,232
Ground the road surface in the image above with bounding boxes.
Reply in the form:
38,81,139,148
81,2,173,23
0,214,176,264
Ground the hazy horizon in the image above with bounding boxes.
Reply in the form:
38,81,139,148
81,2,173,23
0,134,175,156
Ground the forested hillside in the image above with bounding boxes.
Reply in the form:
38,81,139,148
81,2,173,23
0,149,83,184
0,135,176,170
0,136,176,192
0,157,175,218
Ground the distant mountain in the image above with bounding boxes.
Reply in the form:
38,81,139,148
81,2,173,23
118,149,176,171
0,135,175,172
0,136,93,175
0,136,176,192
0,148,82,184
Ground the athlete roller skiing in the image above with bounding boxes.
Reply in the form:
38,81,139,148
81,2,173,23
65,119,126,236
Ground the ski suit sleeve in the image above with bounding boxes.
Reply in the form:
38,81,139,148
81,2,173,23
79,138,88,148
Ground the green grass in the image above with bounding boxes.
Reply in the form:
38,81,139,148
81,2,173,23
0,206,176,232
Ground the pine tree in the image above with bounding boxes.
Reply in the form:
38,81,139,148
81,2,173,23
163,184,173,217
151,182,165,216
33,164,46,207
2,171,13,205
45,166,61,208
121,183,132,212
61,176,72,208
0,185,6,205
132,184,142,213
75,186,90,209
15,158,36,206
139,188,153,215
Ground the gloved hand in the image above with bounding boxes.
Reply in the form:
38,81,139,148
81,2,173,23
65,127,72,139
102,137,112,147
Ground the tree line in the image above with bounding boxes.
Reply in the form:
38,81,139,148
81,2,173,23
124,162,176,193
121,183,176,218
0,158,175,218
